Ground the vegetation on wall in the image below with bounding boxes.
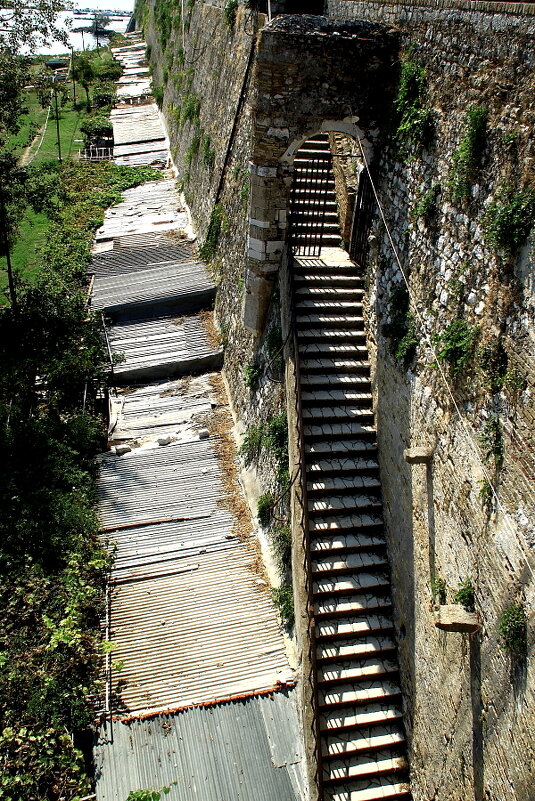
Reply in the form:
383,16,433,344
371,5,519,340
484,186,535,253
498,602,527,654
449,106,487,204
432,319,477,377
453,579,475,612
382,284,419,367
393,52,433,157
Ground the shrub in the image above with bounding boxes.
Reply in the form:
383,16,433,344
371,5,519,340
152,83,164,109
453,579,475,612
272,524,292,570
484,187,535,253
244,363,261,390
431,576,447,604
433,319,477,376
498,603,527,654
257,492,274,527
272,583,294,628
224,0,239,27
479,415,504,469
199,203,224,261
450,106,487,203
412,183,440,224
394,54,433,156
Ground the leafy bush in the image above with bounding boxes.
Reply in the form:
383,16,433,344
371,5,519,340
484,187,535,253
224,0,239,27
244,362,261,390
382,284,418,367
272,583,294,628
453,579,475,612
450,106,487,203
80,114,113,143
431,576,447,604
272,523,292,570
152,83,164,109
433,319,477,376
257,492,274,527
412,183,440,224
394,54,433,156
498,603,527,654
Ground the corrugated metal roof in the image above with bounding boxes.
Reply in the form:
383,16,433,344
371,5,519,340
111,104,165,145
91,260,214,312
105,315,222,382
98,438,293,715
94,691,305,801
89,242,195,277
109,374,215,443
114,150,169,168
93,180,188,245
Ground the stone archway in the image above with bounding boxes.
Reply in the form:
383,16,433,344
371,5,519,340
241,15,396,333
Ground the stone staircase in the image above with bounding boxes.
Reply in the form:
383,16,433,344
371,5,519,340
290,140,411,801
291,134,343,250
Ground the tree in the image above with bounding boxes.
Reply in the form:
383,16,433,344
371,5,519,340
0,0,65,54
72,52,97,110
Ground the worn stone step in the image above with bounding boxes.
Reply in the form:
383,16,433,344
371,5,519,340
308,495,381,517
312,551,388,577
322,725,406,758
292,209,340,221
308,475,381,495
314,572,390,599
299,345,369,361
304,423,376,442
296,299,363,312
301,377,372,395
294,274,361,287
295,286,363,300
309,511,384,534
320,700,403,732
317,635,397,664
325,752,408,783
316,615,394,642
311,531,386,556
302,406,375,423
315,592,391,619
293,235,343,247
292,223,342,236
325,778,411,801
298,328,367,344
301,362,371,379
296,314,365,329
319,657,399,686
305,435,377,454
306,456,379,474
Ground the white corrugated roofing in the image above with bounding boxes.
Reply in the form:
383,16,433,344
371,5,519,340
91,260,214,312
95,692,305,801
93,180,188,245
111,104,165,145
106,314,222,382
99,438,293,716
109,374,216,444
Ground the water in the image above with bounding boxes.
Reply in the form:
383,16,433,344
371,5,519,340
33,1,134,55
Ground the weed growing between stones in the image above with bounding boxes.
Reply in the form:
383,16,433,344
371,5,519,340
272,523,292,571
199,203,224,261
244,362,261,390
432,319,478,376
498,603,527,654
257,492,274,527
431,575,447,604
453,579,475,612
224,0,239,28
479,415,504,469
411,183,440,225
382,284,418,368
272,583,294,629
478,478,493,513
484,186,535,253
393,51,433,158
449,106,487,204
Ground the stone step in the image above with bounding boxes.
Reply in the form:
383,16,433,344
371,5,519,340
295,286,364,300
308,495,381,517
298,332,368,348
309,511,384,534
316,615,394,642
314,593,391,619
324,752,407,783
322,725,406,758
307,474,381,495
300,360,371,377
304,422,376,441
296,314,365,329
292,222,341,235
302,386,371,402
295,299,363,312
314,571,390,599
299,344,369,360
306,456,378,474
291,188,337,202
293,274,361,287
311,531,386,555
312,551,388,577
301,375,372,391
302,405,375,423
319,657,399,686
325,778,411,801
292,209,339,222
317,635,397,664
320,701,403,732
293,235,343,247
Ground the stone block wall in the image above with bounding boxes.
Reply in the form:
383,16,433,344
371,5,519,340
325,3,535,800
